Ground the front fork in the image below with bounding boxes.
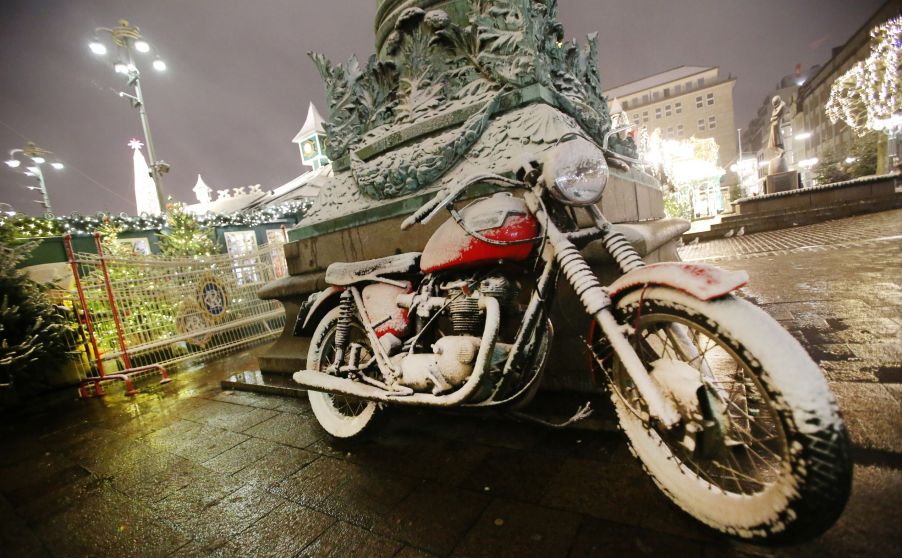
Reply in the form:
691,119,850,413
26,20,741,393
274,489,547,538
525,192,681,428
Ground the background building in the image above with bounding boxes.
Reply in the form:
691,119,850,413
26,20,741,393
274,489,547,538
610,66,739,169
794,0,902,170
609,66,738,215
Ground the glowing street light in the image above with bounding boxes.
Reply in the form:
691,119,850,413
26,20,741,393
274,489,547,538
88,40,107,55
794,132,812,141
88,19,169,213
4,142,64,213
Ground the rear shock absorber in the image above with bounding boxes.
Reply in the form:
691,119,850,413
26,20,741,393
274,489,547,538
332,290,354,366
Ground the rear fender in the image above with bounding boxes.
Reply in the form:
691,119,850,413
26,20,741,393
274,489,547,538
607,262,748,302
293,286,344,336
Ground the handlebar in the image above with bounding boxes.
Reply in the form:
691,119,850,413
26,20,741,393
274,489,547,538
400,172,521,231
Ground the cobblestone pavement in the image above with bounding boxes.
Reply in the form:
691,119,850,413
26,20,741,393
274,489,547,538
678,208,902,263
1,211,900,557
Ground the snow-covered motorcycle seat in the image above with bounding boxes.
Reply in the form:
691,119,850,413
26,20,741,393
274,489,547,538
325,252,421,286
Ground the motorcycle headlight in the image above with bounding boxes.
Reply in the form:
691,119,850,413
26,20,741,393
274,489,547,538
543,138,609,206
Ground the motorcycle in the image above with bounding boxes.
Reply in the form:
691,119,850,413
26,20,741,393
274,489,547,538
291,128,851,544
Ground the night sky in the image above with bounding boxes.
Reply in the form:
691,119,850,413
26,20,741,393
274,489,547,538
0,0,883,216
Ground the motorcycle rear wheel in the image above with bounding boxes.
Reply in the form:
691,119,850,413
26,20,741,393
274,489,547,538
307,306,383,439
608,286,851,544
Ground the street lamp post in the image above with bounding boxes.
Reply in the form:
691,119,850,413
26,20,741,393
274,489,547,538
90,20,169,213
5,142,64,214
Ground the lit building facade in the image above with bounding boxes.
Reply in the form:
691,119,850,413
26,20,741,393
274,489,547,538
794,0,902,170
610,66,739,170
609,66,738,215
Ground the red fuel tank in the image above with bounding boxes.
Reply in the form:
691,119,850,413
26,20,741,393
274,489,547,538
420,193,539,273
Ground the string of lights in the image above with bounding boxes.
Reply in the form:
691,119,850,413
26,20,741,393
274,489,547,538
0,198,313,239
825,15,902,135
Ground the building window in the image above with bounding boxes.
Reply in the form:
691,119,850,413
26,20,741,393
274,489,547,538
685,81,693,91
696,95,703,109
665,104,672,117
675,102,682,114
664,87,670,98
655,107,662,119
697,119,705,131
632,97,638,107
667,127,673,136
706,92,715,106
642,93,649,103
708,115,717,129
622,100,629,109
653,91,660,100
677,124,684,136
697,77,705,87
642,111,649,123
674,84,681,94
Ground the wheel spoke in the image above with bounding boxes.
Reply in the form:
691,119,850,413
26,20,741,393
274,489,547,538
611,305,790,497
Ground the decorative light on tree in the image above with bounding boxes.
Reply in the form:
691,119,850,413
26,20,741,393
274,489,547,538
825,16,902,139
637,131,724,219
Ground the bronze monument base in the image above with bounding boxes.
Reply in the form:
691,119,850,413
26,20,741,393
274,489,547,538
765,171,801,194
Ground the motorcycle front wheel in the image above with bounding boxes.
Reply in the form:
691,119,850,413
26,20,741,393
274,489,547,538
608,286,851,544
306,306,383,439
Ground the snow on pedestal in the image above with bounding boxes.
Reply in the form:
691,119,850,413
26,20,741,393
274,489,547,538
130,139,161,216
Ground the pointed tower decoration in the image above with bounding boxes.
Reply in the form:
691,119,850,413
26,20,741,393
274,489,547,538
130,139,162,215
292,102,329,170
193,174,213,206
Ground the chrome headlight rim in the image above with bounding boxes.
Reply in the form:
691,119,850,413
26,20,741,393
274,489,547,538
549,159,609,206
542,136,610,207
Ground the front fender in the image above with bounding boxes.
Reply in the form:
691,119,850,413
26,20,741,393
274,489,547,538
293,286,344,336
607,262,748,302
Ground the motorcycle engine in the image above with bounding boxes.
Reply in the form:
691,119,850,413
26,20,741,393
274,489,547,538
447,274,520,335
393,273,522,394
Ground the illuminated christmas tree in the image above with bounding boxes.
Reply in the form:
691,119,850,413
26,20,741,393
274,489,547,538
825,16,902,135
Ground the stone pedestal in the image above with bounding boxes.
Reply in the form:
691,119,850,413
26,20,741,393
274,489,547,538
765,170,800,194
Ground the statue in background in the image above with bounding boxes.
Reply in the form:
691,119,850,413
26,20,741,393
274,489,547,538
767,95,788,174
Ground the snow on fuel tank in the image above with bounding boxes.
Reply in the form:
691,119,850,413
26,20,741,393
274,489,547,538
420,192,538,273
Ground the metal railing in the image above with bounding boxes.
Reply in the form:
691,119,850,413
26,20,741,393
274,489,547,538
59,233,287,395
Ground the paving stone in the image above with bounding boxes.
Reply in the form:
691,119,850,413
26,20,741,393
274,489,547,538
830,382,902,453
771,465,902,557
570,517,704,557
451,497,582,558
459,448,561,504
212,390,286,410
541,449,657,526
111,452,200,504
0,494,51,558
158,483,283,547
373,481,490,556
273,397,314,415
271,456,346,508
0,450,89,509
181,399,280,432
313,462,414,529
36,485,188,558
153,423,248,463
232,443,318,488
338,432,491,487
243,412,323,448
231,501,335,557
298,520,402,557
202,437,282,475
393,546,440,558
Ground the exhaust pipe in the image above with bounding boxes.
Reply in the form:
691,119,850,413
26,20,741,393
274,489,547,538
293,297,500,407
